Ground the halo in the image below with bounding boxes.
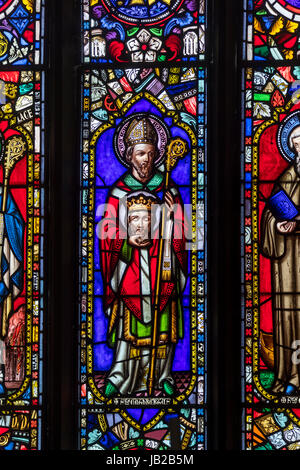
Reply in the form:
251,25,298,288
266,0,300,22
277,110,300,163
113,113,170,168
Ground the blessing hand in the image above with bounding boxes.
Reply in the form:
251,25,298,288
276,220,297,234
164,191,175,215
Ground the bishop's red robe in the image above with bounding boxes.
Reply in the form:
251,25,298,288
99,170,187,348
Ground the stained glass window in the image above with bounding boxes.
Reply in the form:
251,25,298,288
0,0,45,451
0,0,44,65
243,0,300,60
81,0,205,64
242,0,300,451
79,0,207,451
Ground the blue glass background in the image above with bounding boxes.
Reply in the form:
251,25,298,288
285,0,300,7
103,0,173,21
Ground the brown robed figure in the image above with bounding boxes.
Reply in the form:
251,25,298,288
99,116,188,397
261,125,300,395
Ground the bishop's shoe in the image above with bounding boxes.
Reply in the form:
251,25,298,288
104,380,119,399
0,382,6,399
285,384,298,396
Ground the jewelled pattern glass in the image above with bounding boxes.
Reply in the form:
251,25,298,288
81,0,205,64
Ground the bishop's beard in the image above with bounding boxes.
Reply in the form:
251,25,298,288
135,162,152,179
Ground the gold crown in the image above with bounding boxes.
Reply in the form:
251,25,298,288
125,117,157,147
127,195,156,212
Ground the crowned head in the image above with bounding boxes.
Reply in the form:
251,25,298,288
126,192,158,242
127,193,157,213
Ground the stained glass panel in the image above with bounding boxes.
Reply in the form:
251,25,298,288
81,408,206,451
243,0,300,61
78,65,207,450
241,65,300,450
0,69,45,450
0,0,45,65
81,0,205,64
